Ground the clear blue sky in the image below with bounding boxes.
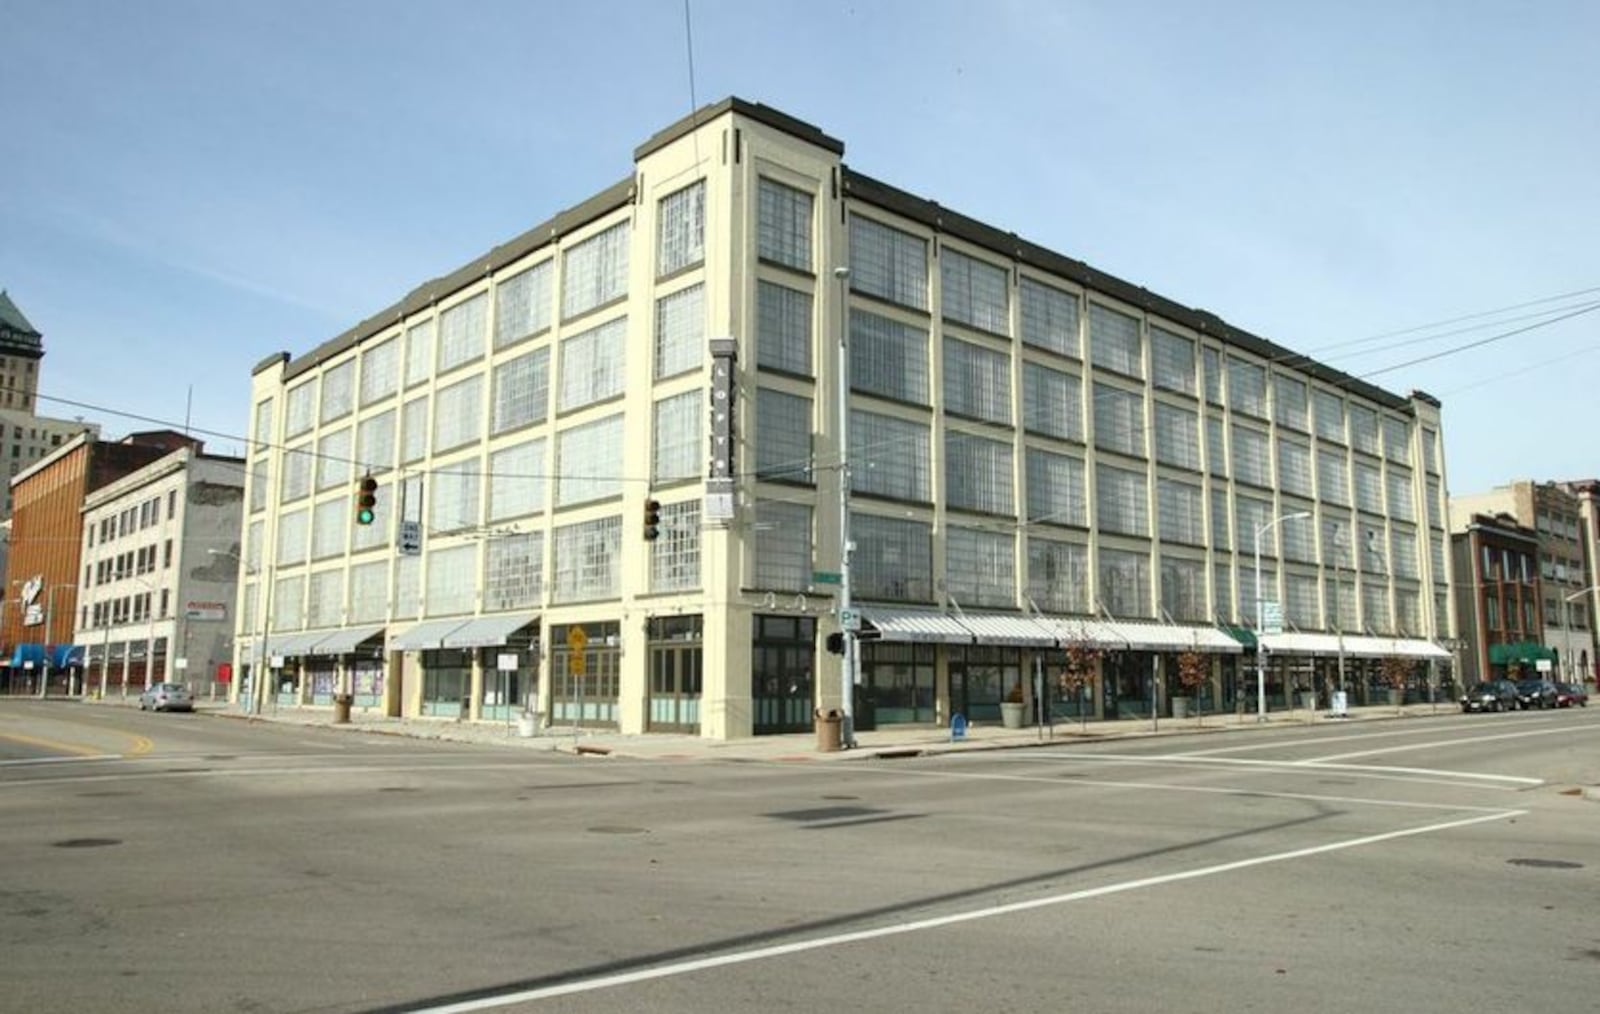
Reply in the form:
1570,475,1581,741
3,0,1596,495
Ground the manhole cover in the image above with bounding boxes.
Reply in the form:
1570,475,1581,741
1508,858,1583,870
53,838,122,849
588,825,648,835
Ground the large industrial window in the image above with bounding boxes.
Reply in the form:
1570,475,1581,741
1210,489,1231,550
1386,469,1415,521
945,527,1015,609
1281,510,1317,563
944,338,1011,424
556,415,623,507
562,222,630,320
273,573,305,631
276,508,309,568
1153,402,1199,471
401,396,429,464
849,216,928,311
437,292,488,374
1277,440,1312,498
1391,526,1420,579
1020,277,1079,358
652,391,700,483
405,319,434,387
425,544,476,616
657,181,705,277
284,383,315,438
360,336,400,406
1274,376,1308,431
348,560,387,624
1348,404,1380,455
1160,557,1206,622
316,428,352,491
941,249,1009,335
488,439,546,522
1354,460,1383,514
493,261,553,350
1089,304,1141,378
1024,447,1085,527
1382,417,1411,464
852,513,933,602
1206,414,1227,477
946,431,1014,516
307,569,344,629
492,347,550,435
1094,383,1145,458
486,532,543,611
851,410,930,502
1027,537,1087,614
756,281,812,377
1313,389,1345,442
432,375,482,455
1230,424,1271,488
758,178,812,271
1202,347,1224,405
756,389,812,484
1151,327,1195,395
655,284,704,380
280,443,313,503
320,360,354,424
1157,478,1203,546
1226,356,1267,418
559,317,626,411
1098,547,1151,619
1022,361,1082,442
253,397,274,452
552,515,622,602
651,500,701,592
1096,464,1148,537
850,309,929,404
428,459,482,535
311,499,347,560
1317,447,1349,505
753,500,811,591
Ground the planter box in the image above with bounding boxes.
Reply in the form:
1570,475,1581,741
1000,701,1025,729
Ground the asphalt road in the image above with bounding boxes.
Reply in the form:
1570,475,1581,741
2,700,1597,1013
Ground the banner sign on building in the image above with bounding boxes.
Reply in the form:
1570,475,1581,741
185,600,228,621
706,337,737,523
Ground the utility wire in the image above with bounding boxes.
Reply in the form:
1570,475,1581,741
1357,301,1600,380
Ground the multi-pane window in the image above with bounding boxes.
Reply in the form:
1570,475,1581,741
273,573,305,630
559,317,627,411
1284,573,1319,629
312,499,348,561
945,431,1014,515
1202,347,1224,405
1157,478,1203,545
1151,328,1195,395
284,383,315,438
1227,356,1267,417
1395,586,1421,635
1099,547,1151,618
1273,376,1307,431
657,181,705,277
1349,404,1380,455
487,439,546,522
1089,304,1141,377
1277,440,1312,498
556,415,623,506
1354,460,1384,515
1027,538,1087,614
437,292,488,374
1096,464,1148,537
485,532,543,612
492,347,550,434
756,282,812,376
316,428,352,491
851,411,930,501
850,310,929,403
1025,447,1086,527
404,319,434,387
652,391,700,483
276,508,309,567
849,216,928,311
1210,489,1231,550
432,375,482,454
1382,417,1411,464
494,261,553,349
945,527,1015,608
321,361,355,423
1391,526,1420,579
1019,277,1079,358
1325,571,1357,631
941,249,1009,334
753,500,811,590
1425,477,1443,530
943,338,1010,423
756,389,812,484
1234,497,1273,556
1386,469,1415,521
1317,447,1348,505
425,544,477,616
1359,522,1388,573
651,500,701,592
1362,582,1391,633
429,459,482,535
401,396,429,464
1214,563,1233,624
393,554,420,620
562,222,630,319
360,337,400,406
552,515,622,603
852,513,933,601
1230,424,1271,487
655,284,704,379
1094,383,1145,458
348,560,387,624
1422,426,1439,475
757,178,812,271
1153,402,1200,470
1022,362,1083,442
253,397,274,454
281,444,313,503
1206,415,1227,477
1281,513,1316,563
1313,389,1346,442
1161,557,1207,622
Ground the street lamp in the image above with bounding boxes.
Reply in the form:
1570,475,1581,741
834,264,857,748
1561,584,1600,684
209,549,270,714
1255,510,1311,721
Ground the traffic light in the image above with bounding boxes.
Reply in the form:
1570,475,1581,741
642,498,661,541
825,632,845,655
355,475,378,526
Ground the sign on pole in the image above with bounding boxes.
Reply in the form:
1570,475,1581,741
840,608,861,632
1261,602,1284,636
567,627,588,676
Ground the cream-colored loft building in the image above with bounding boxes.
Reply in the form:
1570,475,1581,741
231,99,1456,738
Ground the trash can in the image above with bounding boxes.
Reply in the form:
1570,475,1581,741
333,693,353,724
815,708,843,753
517,711,538,738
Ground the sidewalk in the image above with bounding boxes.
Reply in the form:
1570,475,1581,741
86,694,1464,763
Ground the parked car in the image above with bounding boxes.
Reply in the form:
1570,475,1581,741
139,683,193,713
1513,678,1559,710
1460,680,1519,713
1555,683,1589,708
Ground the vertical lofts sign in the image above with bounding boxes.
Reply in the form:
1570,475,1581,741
706,337,737,523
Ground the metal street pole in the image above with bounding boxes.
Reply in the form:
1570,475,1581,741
1255,511,1311,722
1561,584,1600,685
834,265,857,748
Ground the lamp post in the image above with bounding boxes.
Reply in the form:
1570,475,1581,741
209,549,270,714
1560,584,1600,684
1254,511,1311,721
834,264,857,748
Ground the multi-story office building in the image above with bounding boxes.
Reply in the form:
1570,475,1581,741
0,292,101,518
1452,480,1593,684
1450,512,1545,685
76,442,245,698
234,98,1455,738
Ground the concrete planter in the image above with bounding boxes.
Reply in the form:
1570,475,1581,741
1000,701,1025,729
1172,696,1190,719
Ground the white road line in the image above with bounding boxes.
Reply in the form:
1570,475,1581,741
407,808,1523,1014
1171,717,1558,757
1303,722,1600,764
0,760,559,788
0,755,121,767
996,750,1541,787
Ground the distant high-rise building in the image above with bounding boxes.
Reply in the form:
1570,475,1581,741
0,290,44,413
0,292,101,519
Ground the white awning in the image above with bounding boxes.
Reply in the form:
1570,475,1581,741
1104,621,1244,654
441,613,537,649
307,625,386,656
862,608,974,643
1260,632,1347,655
262,631,327,658
956,613,1060,647
390,618,471,652
1261,633,1452,660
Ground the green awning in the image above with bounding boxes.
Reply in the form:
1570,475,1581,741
1488,641,1553,664
1222,625,1257,650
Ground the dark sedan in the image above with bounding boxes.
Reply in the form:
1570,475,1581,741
1555,683,1589,707
1514,679,1559,710
1461,680,1520,712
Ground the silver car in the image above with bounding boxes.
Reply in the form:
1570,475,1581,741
139,683,193,713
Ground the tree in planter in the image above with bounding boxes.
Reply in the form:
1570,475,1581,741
1175,650,1210,725
1058,640,1102,733
1380,655,1413,714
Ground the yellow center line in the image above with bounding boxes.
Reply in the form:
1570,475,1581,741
0,731,107,757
